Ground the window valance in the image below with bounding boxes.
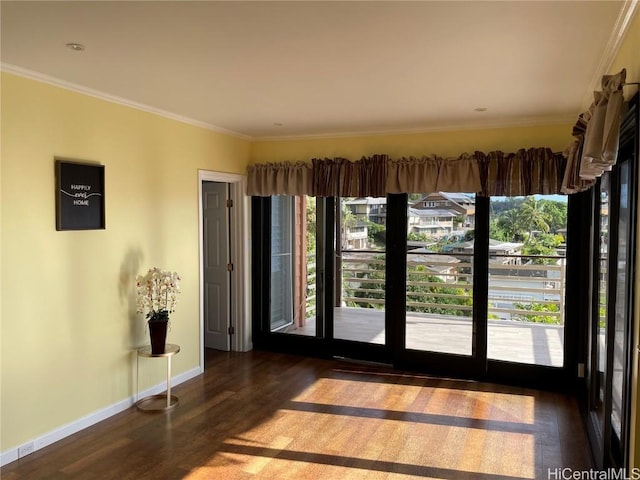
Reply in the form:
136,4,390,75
247,148,566,197
386,154,481,195
246,161,312,196
476,148,566,197
312,154,388,197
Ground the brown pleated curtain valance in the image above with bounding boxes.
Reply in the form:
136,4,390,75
246,161,312,196
246,148,566,198
312,155,388,197
476,148,566,197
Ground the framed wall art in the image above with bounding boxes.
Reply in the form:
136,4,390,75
55,159,105,230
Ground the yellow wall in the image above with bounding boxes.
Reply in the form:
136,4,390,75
0,73,250,452
609,7,640,468
250,123,573,164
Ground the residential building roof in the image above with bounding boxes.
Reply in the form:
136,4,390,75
408,208,456,218
344,197,387,205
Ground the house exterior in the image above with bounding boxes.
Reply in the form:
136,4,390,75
412,192,476,227
407,207,456,238
343,222,368,249
342,197,388,249
344,199,458,242
446,239,524,265
344,197,387,224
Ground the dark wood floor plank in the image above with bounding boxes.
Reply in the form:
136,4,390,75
1,349,592,479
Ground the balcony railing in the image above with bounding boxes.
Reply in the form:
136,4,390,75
487,254,565,324
334,250,565,325
305,252,317,320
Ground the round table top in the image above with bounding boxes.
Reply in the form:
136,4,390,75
137,343,180,358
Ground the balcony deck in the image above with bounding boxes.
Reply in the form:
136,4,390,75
283,306,564,367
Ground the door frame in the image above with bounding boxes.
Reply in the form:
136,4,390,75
198,170,251,366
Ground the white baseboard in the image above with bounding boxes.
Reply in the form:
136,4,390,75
0,366,203,467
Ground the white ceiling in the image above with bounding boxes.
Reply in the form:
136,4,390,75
1,1,635,139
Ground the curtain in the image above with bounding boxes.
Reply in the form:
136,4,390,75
476,148,566,197
386,154,480,194
561,116,595,194
312,155,388,197
246,161,312,196
581,69,627,178
562,69,626,192
248,149,566,198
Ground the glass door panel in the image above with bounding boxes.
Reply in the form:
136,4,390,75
487,196,567,367
586,97,638,468
270,196,294,332
593,175,610,439
335,197,386,344
405,192,475,355
610,160,633,463
270,196,319,336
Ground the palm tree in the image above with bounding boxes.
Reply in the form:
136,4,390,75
518,198,551,242
496,208,525,241
339,200,358,250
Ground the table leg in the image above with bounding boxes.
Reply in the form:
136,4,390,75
166,355,172,409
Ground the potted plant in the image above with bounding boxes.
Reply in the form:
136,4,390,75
136,267,181,354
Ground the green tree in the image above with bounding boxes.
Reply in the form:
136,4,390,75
495,209,526,241
367,221,386,246
491,197,525,216
489,219,512,241
407,231,429,242
306,196,316,254
512,302,561,324
348,255,385,309
340,201,357,249
538,200,568,233
519,198,551,240
522,233,562,264
406,266,472,316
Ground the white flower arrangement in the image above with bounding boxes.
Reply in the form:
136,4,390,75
136,267,181,321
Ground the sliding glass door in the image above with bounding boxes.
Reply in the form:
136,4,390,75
404,193,476,357
334,197,387,345
487,195,567,368
253,191,575,384
269,196,294,332
586,93,637,470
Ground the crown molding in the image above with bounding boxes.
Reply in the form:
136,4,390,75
0,63,251,140
251,114,576,142
0,63,582,143
582,0,639,108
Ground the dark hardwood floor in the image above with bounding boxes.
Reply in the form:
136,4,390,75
2,349,592,479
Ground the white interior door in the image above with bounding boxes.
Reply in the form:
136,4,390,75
202,181,230,350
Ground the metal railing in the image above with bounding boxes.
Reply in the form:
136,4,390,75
334,250,566,325
305,252,316,319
